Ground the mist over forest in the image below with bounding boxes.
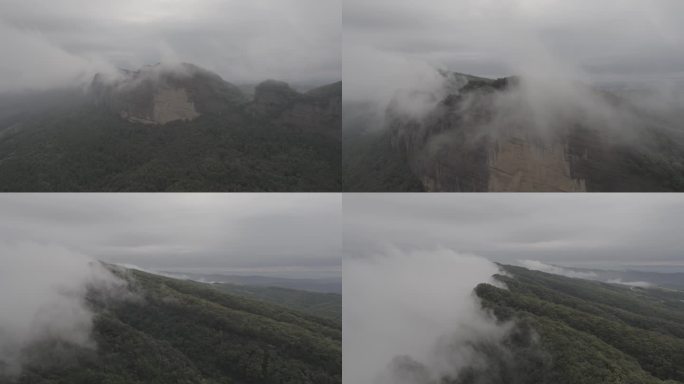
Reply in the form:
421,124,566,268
343,194,684,383
0,194,342,383
343,0,684,192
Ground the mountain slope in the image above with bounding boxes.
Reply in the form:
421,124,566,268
1,268,341,384
473,265,684,384
214,283,342,321
160,273,342,294
0,64,341,192
343,71,684,192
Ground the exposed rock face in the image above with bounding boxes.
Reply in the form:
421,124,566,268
119,87,199,125
91,63,245,125
151,88,199,124
386,72,684,191
90,64,341,136
487,135,586,192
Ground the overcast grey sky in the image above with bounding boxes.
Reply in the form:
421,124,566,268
0,193,341,278
344,194,684,270
0,0,341,92
344,0,684,104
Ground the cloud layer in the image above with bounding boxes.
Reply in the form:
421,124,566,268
0,0,341,92
0,194,341,279
0,243,126,376
344,248,507,384
343,194,684,270
345,0,684,82
343,0,684,128
518,260,597,279
519,260,654,288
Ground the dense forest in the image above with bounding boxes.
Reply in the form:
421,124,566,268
466,265,684,384
0,65,341,192
342,124,424,192
0,268,341,384
215,284,342,321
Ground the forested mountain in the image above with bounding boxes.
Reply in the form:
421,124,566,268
467,265,684,384
0,63,341,192
0,268,341,384
215,284,342,321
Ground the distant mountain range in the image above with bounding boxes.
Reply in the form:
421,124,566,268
0,266,341,384
344,71,684,192
0,63,341,191
554,265,684,290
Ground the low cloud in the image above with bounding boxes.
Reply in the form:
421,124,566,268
0,243,127,377
0,21,116,92
0,0,341,93
519,260,654,288
0,194,341,279
518,259,598,280
343,0,684,143
343,46,446,121
606,279,652,288
344,248,510,383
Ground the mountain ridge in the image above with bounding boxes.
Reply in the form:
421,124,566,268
343,70,684,192
0,265,342,384
0,62,342,192
468,264,684,384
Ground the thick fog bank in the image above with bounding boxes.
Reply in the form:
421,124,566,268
343,249,512,384
0,243,127,377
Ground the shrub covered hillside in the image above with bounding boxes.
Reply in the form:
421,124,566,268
3,268,341,384
475,265,684,384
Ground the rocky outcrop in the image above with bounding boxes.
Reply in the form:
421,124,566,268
90,63,341,136
487,133,586,192
386,72,684,192
118,87,199,125
91,63,245,125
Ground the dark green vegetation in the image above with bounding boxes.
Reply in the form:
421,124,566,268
0,65,341,192
472,265,684,384
2,269,341,384
215,284,341,321
342,123,424,192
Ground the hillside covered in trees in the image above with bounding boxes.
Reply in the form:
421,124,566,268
0,64,341,192
1,268,341,384
215,284,342,321
469,265,684,384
